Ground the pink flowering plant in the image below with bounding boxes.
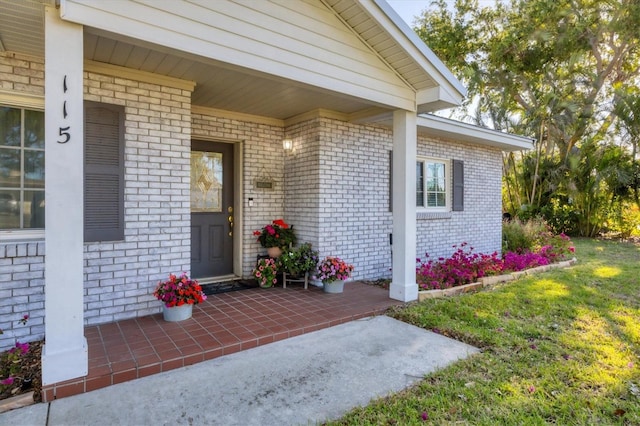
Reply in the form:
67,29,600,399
417,233,575,291
316,256,354,284
0,342,30,395
253,257,278,288
0,314,35,399
154,273,207,307
417,243,502,290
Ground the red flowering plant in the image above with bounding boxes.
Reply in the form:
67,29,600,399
316,256,354,284
153,273,207,307
253,219,297,249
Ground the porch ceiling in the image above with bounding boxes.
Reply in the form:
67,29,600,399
0,0,403,121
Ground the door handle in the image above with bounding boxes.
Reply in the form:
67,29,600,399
228,211,234,236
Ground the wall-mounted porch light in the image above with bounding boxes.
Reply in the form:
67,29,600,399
282,139,293,152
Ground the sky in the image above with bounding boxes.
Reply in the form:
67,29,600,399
387,0,498,27
386,0,433,27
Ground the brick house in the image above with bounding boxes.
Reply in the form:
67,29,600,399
0,0,533,385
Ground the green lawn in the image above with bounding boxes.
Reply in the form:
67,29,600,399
330,238,640,425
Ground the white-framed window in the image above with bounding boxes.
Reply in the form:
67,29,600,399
0,105,45,232
416,157,449,211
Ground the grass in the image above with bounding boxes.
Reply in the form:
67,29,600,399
329,238,640,425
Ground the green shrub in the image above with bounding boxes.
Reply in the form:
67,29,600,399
502,217,549,253
603,201,640,238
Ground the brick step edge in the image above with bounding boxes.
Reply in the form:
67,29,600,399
0,391,35,414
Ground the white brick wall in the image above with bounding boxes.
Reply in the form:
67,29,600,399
285,117,392,280
83,71,193,326
415,135,503,261
0,242,45,350
0,52,44,95
0,52,194,348
283,117,504,280
0,53,45,350
0,51,504,349
191,113,285,276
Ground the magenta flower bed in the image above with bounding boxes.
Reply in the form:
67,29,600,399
417,237,575,291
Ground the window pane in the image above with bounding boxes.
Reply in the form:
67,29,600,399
0,148,21,188
427,192,437,207
0,107,46,231
0,107,21,147
436,193,446,207
191,151,223,212
24,110,44,149
24,150,44,188
426,163,435,178
435,178,445,192
0,189,20,229
23,190,45,229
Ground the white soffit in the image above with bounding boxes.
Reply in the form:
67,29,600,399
357,0,467,111
418,115,535,152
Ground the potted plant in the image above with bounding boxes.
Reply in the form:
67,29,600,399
252,257,278,288
253,219,297,257
154,273,207,321
279,243,319,277
280,243,319,289
316,256,354,293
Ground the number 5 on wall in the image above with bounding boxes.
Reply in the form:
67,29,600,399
58,126,71,144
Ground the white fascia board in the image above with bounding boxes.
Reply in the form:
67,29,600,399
60,0,415,111
418,114,535,152
416,86,461,113
365,0,466,107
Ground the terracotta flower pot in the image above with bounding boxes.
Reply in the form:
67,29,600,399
267,247,282,258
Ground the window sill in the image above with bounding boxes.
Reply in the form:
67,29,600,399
417,211,452,220
0,230,45,243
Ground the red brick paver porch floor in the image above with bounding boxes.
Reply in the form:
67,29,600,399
42,282,403,402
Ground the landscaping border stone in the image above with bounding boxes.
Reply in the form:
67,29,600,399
0,391,34,414
417,257,577,301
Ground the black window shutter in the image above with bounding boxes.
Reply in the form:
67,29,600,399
388,150,393,212
84,102,124,242
452,159,464,211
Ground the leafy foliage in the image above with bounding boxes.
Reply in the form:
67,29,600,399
278,243,319,276
418,230,574,290
415,0,640,236
253,219,297,249
417,243,502,290
252,257,278,288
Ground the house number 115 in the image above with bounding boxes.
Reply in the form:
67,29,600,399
58,75,71,144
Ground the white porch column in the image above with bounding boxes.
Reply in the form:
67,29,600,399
42,6,87,385
390,110,418,302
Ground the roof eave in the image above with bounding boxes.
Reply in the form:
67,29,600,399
417,114,535,152
367,0,467,111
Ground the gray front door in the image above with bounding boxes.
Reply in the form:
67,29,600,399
190,140,234,278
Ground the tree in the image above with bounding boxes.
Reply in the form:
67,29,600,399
415,0,640,235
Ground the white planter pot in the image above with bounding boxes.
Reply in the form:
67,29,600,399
323,280,345,294
162,303,193,322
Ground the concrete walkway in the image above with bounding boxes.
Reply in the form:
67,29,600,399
0,316,478,426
